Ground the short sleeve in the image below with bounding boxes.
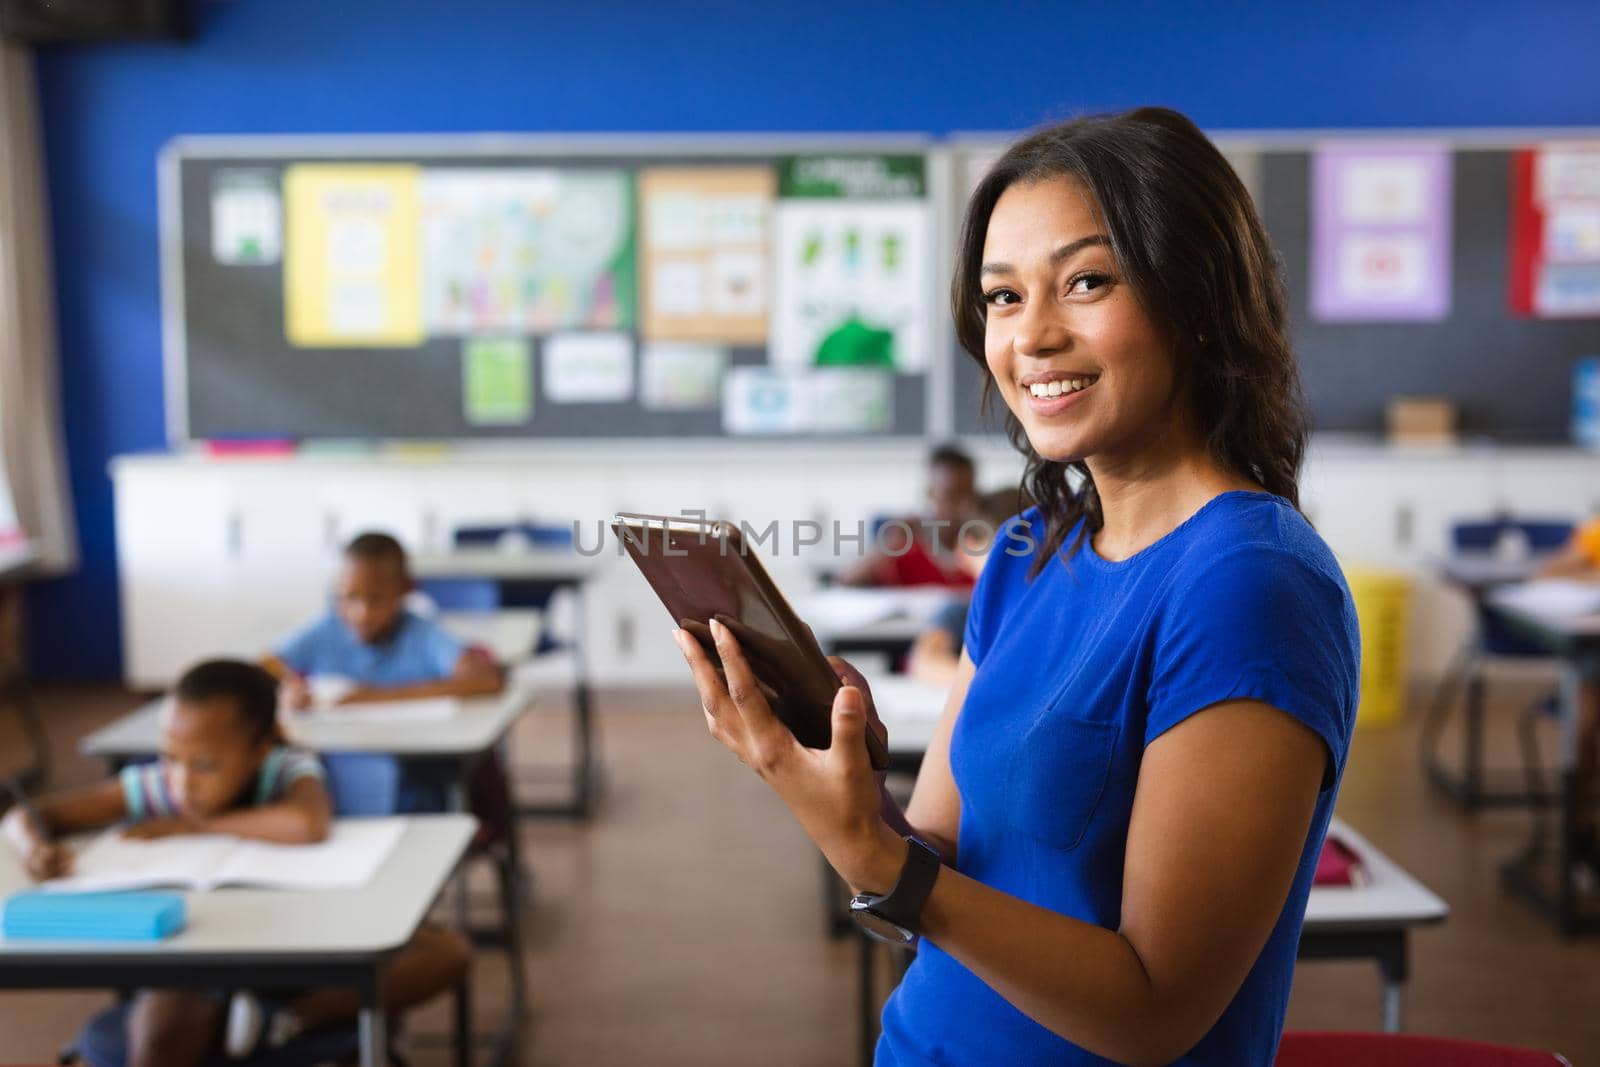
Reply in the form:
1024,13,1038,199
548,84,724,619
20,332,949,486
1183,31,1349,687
963,510,1042,666
275,615,333,675
1145,545,1360,789
119,763,176,822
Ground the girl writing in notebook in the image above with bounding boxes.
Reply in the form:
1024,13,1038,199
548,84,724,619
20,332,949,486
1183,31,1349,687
677,108,1360,1066
1,659,469,1067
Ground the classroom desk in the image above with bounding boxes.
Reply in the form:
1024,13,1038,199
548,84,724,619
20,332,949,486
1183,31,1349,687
1482,587,1600,934
800,587,957,665
850,674,1449,1062
81,687,535,772
0,814,475,1067
1422,551,1559,809
80,687,537,1063
413,549,600,818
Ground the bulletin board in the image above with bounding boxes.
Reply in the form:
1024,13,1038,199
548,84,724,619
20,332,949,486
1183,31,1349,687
161,135,942,442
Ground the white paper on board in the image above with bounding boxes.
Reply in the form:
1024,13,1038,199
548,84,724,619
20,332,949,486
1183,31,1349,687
707,250,765,317
543,332,635,403
1335,233,1427,301
810,368,893,433
211,171,281,265
640,342,726,410
1339,159,1428,225
722,366,810,434
650,258,706,317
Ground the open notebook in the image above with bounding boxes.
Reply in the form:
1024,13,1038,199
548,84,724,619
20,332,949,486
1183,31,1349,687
43,818,405,894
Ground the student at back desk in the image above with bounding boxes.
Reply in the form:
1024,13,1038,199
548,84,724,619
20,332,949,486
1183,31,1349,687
0,660,469,1066
262,531,505,813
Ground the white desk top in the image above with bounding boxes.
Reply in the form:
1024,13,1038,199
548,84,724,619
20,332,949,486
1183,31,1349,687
412,549,598,582
860,672,1448,932
0,815,474,961
864,672,950,755
81,686,536,760
801,587,958,643
1488,587,1600,639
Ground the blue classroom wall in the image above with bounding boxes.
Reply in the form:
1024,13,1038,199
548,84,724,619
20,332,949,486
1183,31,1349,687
25,0,1600,680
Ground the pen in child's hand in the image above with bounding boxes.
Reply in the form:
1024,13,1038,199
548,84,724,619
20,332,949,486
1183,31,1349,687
3,775,48,842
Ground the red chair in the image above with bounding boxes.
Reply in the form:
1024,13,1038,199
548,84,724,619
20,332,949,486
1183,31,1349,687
1276,1032,1571,1066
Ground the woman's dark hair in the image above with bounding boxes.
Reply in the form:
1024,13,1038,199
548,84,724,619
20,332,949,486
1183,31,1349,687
952,107,1307,574
174,658,281,744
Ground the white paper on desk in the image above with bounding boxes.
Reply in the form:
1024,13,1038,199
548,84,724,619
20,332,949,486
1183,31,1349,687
44,820,404,893
798,587,957,632
1492,578,1600,619
297,696,460,725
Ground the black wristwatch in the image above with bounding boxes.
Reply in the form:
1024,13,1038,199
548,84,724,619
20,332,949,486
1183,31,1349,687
848,836,942,947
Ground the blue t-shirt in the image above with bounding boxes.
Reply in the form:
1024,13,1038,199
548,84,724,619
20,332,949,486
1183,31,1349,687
274,610,463,685
878,491,1360,1066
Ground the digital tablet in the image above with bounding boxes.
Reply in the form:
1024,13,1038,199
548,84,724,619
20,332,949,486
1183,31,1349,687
611,511,890,771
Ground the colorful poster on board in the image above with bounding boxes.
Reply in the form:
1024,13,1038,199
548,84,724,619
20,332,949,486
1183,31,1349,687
283,164,424,347
1310,144,1452,322
462,337,532,426
211,170,281,265
771,155,930,373
420,169,634,335
1510,143,1600,318
639,167,773,343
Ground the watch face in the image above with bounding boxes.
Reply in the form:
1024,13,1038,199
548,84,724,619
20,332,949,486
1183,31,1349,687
850,905,915,947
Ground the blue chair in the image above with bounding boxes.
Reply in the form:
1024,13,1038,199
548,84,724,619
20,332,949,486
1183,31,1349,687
72,1001,364,1067
1421,516,1574,809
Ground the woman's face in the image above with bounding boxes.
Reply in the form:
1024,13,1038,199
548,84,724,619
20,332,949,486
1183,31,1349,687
980,175,1183,468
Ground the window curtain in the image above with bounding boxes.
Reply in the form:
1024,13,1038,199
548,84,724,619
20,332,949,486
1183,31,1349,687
0,39,76,574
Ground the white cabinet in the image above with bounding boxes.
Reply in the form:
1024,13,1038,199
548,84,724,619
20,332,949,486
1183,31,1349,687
111,442,1600,691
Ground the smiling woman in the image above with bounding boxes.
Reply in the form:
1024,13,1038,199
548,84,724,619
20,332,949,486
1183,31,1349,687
676,107,1361,1067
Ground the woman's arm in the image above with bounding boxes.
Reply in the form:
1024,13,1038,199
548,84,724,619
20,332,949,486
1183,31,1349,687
124,775,332,844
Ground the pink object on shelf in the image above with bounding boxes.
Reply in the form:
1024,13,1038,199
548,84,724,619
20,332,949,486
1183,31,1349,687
202,438,297,458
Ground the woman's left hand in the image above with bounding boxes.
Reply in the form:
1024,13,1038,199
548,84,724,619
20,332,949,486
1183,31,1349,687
674,618,907,894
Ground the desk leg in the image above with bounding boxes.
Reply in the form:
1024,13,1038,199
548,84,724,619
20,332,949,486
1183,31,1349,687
1377,934,1407,1033
359,966,389,1067
448,775,477,1066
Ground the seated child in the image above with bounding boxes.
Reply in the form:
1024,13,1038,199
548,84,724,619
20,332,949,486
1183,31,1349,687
0,659,470,1067
836,444,980,590
906,488,1029,686
263,531,503,710
1535,515,1600,877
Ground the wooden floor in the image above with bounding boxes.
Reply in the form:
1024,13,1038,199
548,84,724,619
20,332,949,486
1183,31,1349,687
3,677,1599,1065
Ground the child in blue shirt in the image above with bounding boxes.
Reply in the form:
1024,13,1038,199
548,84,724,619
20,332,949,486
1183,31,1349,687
264,531,503,709
1,659,470,1066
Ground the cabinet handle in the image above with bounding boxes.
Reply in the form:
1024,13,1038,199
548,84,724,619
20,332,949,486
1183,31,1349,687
322,512,340,552
226,512,243,559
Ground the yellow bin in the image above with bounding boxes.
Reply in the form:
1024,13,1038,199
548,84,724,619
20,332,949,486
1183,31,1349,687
1343,566,1412,728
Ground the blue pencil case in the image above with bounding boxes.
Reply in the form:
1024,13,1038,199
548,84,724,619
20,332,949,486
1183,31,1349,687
2,890,186,941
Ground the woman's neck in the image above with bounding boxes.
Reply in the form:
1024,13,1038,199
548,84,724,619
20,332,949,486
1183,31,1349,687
1085,435,1260,563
